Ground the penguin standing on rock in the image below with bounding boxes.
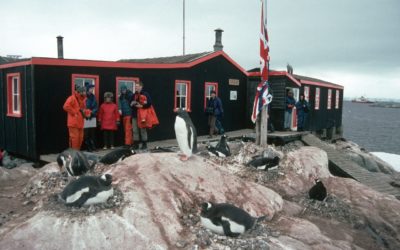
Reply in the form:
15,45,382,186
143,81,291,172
207,135,231,157
200,202,266,237
57,149,93,176
99,147,136,165
308,179,327,201
59,174,114,207
174,109,197,161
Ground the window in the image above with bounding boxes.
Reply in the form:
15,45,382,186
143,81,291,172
71,74,99,103
7,73,22,117
204,82,218,108
327,89,332,110
116,77,139,106
315,87,320,110
335,90,340,109
304,86,310,102
174,80,191,111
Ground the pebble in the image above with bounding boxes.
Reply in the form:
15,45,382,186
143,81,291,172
175,240,187,248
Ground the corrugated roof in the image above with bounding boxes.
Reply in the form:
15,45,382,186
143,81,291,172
0,56,30,65
294,74,342,88
118,51,214,64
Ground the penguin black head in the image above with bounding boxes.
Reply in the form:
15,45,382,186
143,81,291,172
99,174,113,186
175,108,190,119
200,202,213,215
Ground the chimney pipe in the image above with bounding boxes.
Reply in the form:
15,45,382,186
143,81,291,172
213,28,224,51
57,36,64,59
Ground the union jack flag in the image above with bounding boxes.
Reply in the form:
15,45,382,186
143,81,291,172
251,0,272,123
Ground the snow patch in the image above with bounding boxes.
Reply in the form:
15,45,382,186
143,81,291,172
371,152,400,172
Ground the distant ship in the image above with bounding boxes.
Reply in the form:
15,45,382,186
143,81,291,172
351,96,375,104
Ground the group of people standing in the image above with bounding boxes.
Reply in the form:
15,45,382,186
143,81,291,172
284,90,309,131
63,81,158,151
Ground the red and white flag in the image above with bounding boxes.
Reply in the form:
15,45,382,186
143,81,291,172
251,0,272,123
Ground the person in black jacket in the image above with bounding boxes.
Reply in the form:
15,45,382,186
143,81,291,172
295,94,310,131
205,91,224,138
83,83,98,151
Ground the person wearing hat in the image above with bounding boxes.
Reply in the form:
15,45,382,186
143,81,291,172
84,83,98,151
205,90,224,138
118,84,134,147
63,84,92,150
98,92,120,149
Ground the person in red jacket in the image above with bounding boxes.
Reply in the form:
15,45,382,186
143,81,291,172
63,85,91,150
98,92,120,149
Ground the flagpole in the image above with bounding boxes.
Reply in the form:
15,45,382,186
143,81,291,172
183,0,186,55
258,0,269,147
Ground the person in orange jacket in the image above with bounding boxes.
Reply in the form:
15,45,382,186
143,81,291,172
63,85,91,150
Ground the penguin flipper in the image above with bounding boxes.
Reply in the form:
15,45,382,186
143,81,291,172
221,220,240,238
68,192,91,207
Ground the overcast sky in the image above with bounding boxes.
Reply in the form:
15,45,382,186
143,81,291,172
1,0,399,99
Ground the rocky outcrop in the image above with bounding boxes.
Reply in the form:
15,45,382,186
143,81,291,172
0,153,283,250
334,139,397,174
1,142,400,250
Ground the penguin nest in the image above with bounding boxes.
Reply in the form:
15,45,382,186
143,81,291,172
292,194,365,227
22,171,126,217
177,201,276,250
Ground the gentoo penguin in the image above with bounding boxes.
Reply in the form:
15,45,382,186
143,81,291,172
308,179,327,201
59,174,114,207
246,156,280,170
150,146,175,153
241,135,256,143
207,135,231,157
200,202,266,237
174,109,197,161
99,147,136,164
57,149,92,176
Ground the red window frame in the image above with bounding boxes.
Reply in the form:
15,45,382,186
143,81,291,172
71,74,100,103
327,89,332,110
115,77,139,107
304,86,310,102
204,82,218,108
6,73,22,117
335,90,340,109
174,80,191,111
315,87,320,110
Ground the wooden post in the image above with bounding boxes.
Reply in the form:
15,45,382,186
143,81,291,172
255,105,268,147
260,106,268,147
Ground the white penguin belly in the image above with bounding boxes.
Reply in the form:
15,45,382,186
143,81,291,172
221,216,246,234
174,117,192,157
66,187,90,204
84,188,114,206
200,217,224,235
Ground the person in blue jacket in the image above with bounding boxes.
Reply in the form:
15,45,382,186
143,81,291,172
284,90,296,131
84,83,98,151
118,84,134,147
205,91,224,137
295,94,309,131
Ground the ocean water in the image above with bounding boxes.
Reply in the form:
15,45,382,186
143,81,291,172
343,101,400,154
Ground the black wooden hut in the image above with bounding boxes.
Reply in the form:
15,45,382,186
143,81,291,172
0,51,248,160
294,74,344,137
247,69,344,137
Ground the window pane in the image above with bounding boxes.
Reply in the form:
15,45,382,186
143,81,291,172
13,95,19,112
178,83,186,95
74,78,84,88
181,97,186,108
13,77,18,94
